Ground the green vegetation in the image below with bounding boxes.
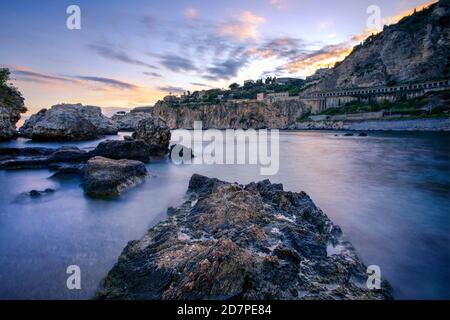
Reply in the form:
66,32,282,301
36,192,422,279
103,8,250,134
227,77,305,100
296,111,311,122
317,90,450,119
168,77,306,105
0,68,10,87
0,68,26,111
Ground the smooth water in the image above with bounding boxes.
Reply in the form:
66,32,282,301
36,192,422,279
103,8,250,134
0,131,448,300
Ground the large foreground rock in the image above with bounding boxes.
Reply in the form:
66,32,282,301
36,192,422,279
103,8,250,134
19,103,118,141
0,82,27,140
131,117,171,156
96,174,392,300
83,156,147,197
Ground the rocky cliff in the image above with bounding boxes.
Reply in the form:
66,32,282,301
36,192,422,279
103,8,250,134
153,100,307,129
306,0,450,92
96,174,392,300
0,82,26,141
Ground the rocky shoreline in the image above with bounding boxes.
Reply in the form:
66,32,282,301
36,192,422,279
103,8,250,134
291,117,450,131
96,174,392,300
0,114,172,198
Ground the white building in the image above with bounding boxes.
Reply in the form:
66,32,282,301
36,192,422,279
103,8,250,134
257,92,290,102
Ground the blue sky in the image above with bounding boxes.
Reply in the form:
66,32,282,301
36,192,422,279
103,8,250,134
0,0,435,112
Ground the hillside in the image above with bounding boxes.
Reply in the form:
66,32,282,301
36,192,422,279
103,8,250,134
306,0,449,92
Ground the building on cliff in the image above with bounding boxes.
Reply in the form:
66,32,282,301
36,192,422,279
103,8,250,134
257,91,291,102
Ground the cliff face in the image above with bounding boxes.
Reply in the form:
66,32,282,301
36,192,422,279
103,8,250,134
307,0,450,91
0,85,26,140
153,100,307,129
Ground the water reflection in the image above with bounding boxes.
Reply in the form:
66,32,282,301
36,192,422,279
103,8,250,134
0,131,448,299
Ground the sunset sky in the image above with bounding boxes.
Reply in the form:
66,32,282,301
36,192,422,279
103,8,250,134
0,0,435,113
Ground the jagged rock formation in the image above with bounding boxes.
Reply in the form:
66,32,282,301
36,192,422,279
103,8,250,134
153,100,307,129
96,174,392,300
306,0,450,92
82,156,147,198
131,117,171,155
0,83,27,140
111,112,154,131
19,103,118,141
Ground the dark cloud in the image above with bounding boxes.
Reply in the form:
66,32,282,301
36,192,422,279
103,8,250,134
88,43,158,69
141,14,159,31
158,85,185,94
159,54,198,72
190,82,210,87
150,18,251,81
12,69,76,83
254,37,307,59
11,67,140,90
143,71,162,78
203,57,248,81
73,76,139,90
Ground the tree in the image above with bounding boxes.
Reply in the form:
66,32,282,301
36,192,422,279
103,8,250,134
229,83,240,90
265,77,272,85
0,68,10,87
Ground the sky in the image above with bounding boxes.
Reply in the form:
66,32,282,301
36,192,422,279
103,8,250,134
0,0,436,113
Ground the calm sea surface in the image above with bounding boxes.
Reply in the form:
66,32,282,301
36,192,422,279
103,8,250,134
0,131,448,299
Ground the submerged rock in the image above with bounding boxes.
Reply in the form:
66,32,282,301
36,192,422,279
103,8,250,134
28,188,55,198
131,117,171,156
169,144,194,162
0,146,91,169
96,174,392,300
48,163,85,177
19,103,118,141
0,137,161,170
82,156,147,198
94,140,151,162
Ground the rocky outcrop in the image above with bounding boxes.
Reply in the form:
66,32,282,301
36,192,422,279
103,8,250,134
0,146,92,169
0,83,27,140
132,117,171,156
95,140,152,163
111,112,154,131
0,134,170,170
153,100,307,129
305,1,450,92
96,174,392,300
19,103,118,141
82,156,147,198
